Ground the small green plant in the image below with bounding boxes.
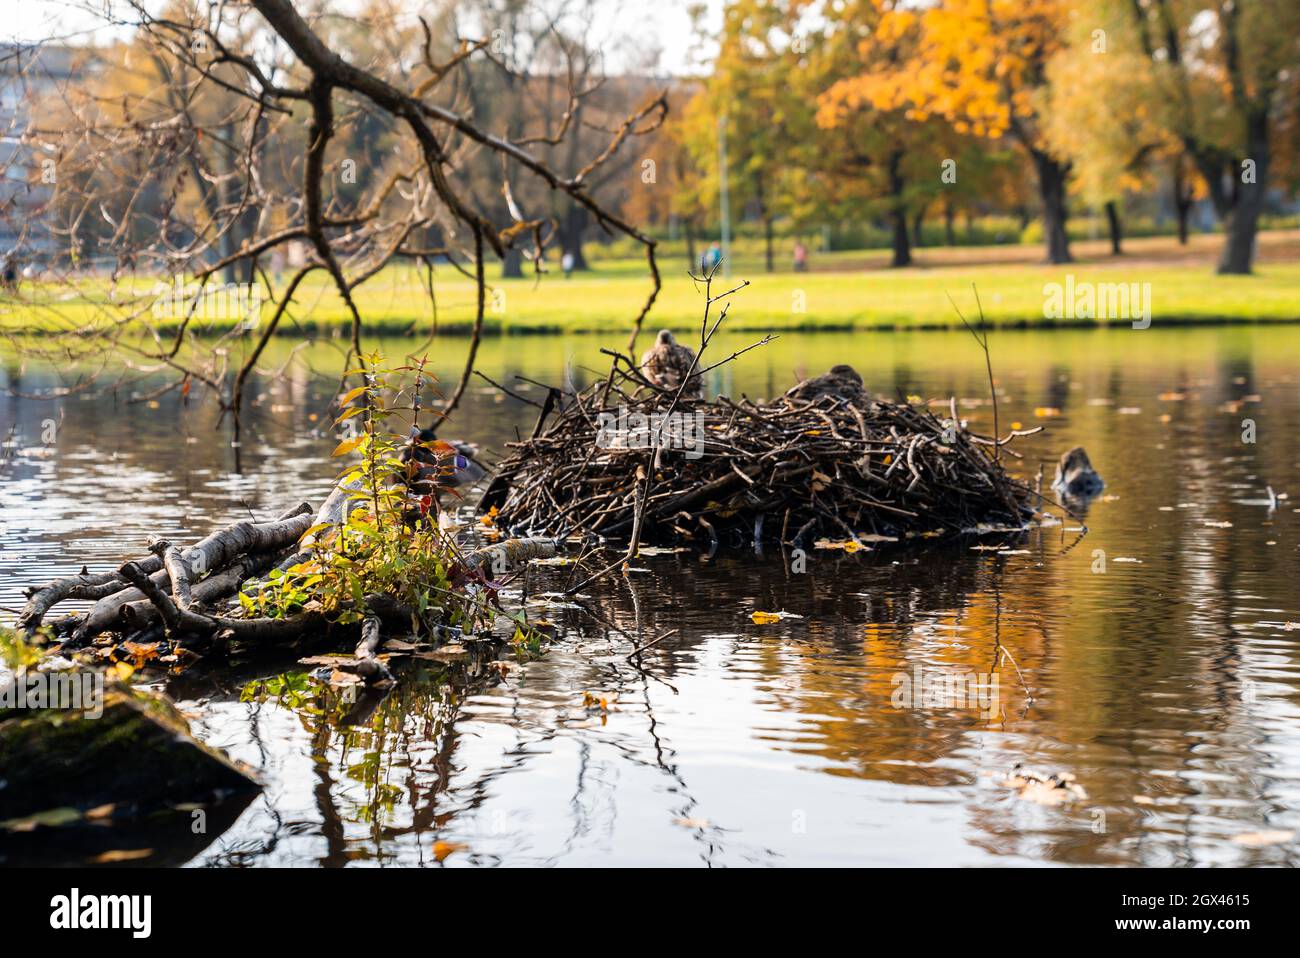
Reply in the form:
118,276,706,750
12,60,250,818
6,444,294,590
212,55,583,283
0,627,42,670
240,671,315,710
239,353,496,637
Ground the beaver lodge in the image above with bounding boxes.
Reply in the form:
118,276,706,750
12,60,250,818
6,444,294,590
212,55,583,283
480,277,1047,551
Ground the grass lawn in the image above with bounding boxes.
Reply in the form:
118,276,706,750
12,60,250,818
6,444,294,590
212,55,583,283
3,230,1297,337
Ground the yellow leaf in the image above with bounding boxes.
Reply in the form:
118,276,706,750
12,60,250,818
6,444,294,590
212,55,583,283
433,840,468,862
332,436,364,457
813,538,868,553
337,385,368,406
751,611,782,624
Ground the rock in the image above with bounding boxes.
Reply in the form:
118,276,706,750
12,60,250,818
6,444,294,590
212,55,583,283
0,678,260,822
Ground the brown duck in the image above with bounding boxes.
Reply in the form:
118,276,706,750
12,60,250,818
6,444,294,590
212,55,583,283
1052,446,1104,498
785,364,866,403
639,329,701,398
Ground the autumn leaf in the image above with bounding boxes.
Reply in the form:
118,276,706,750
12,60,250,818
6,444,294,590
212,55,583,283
433,840,468,862
337,385,368,407
813,538,869,553
751,610,802,624
674,817,710,829
91,848,154,863
332,435,364,457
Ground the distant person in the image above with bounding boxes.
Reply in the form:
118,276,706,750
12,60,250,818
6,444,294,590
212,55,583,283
561,250,575,278
704,241,722,273
0,252,17,292
792,240,808,272
270,247,286,283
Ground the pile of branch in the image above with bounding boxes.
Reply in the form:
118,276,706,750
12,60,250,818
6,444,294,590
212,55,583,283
480,375,1040,550
17,502,556,681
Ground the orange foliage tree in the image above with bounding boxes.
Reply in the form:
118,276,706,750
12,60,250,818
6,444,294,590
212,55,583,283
823,0,1076,263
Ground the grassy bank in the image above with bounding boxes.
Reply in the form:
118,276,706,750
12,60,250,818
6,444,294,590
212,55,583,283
3,231,1298,337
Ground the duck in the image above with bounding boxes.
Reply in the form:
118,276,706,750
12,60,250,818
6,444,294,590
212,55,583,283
1052,446,1104,499
399,426,488,498
784,364,866,404
303,427,488,544
639,329,702,398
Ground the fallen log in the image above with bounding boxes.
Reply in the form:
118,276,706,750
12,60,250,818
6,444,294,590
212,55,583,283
69,506,314,643
16,561,163,638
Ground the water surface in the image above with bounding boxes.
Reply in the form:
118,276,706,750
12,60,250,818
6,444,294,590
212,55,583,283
2,326,1299,866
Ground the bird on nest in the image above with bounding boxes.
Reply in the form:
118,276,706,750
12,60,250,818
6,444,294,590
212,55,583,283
784,364,866,404
639,329,702,399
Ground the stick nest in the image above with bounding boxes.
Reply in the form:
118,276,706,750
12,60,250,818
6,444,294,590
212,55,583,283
480,374,1039,548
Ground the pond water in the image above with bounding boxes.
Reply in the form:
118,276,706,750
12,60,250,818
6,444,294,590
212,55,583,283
3,325,1300,867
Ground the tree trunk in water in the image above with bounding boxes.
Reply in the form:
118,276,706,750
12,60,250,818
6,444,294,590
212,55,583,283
887,151,911,268
1217,112,1269,275
1031,151,1072,263
1104,201,1123,255
764,217,774,273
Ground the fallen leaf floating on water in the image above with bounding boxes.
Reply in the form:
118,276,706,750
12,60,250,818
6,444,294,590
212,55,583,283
1033,407,1061,418
1232,830,1294,848
415,644,469,664
433,841,468,862
1000,764,1088,806
91,849,154,863
635,545,687,556
751,610,803,624
582,691,616,713
381,638,421,652
1158,391,1188,401
674,817,711,829
813,538,870,553
1204,520,1234,528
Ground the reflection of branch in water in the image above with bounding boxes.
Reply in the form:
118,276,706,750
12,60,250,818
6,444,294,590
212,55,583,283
987,574,1034,721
